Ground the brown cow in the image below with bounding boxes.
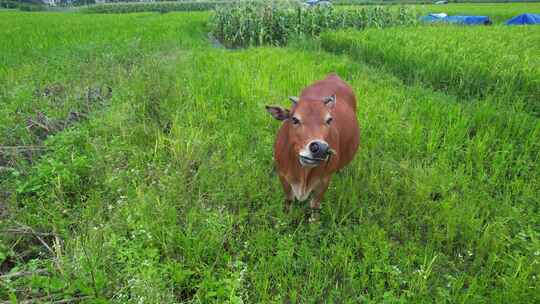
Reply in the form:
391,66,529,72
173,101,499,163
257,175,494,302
266,73,360,221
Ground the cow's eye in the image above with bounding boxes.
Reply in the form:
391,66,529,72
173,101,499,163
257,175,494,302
326,117,333,125
291,117,300,125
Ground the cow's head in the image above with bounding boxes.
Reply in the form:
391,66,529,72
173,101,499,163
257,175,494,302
266,95,337,167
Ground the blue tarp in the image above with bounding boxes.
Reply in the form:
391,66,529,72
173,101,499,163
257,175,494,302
505,14,540,25
420,14,492,25
419,13,447,23
446,16,491,25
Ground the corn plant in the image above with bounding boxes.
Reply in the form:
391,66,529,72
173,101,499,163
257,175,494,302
210,1,418,48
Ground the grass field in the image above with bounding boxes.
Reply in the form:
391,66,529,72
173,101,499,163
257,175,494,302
321,26,540,112
1,3,540,303
418,2,540,23
336,2,540,23
82,2,218,14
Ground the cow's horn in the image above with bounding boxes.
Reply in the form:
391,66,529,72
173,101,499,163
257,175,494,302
289,96,299,104
324,94,336,104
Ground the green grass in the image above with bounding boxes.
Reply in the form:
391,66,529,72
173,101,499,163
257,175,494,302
0,11,207,147
418,2,540,23
1,9,540,303
82,1,219,14
321,26,540,113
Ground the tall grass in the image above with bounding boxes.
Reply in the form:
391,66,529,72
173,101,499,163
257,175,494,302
211,1,418,47
83,1,218,14
321,27,540,112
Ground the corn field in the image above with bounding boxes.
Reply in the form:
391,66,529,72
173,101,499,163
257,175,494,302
83,1,218,14
210,1,418,48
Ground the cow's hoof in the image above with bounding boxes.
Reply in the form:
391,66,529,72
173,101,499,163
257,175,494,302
309,208,321,223
283,201,292,214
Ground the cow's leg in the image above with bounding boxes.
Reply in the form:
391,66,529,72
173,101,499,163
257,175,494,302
279,175,294,213
309,177,330,222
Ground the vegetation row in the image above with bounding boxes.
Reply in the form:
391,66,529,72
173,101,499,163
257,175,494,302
82,1,218,13
211,1,418,47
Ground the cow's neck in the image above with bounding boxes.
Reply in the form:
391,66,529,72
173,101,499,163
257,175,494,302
287,148,319,185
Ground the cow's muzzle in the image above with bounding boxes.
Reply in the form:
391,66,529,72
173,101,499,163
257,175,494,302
299,140,336,167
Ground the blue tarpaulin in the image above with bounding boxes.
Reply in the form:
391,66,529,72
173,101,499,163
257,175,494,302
505,14,540,25
420,14,492,25
419,13,447,23
445,16,491,25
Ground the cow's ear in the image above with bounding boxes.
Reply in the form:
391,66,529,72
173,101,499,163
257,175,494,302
265,105,290,121
324,94,336,108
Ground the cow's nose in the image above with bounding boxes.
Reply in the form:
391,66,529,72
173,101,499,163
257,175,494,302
309,142,320,153
309,141,329,159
